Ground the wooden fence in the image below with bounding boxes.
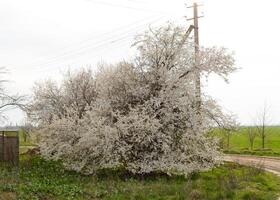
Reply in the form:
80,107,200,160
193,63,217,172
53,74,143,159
0,133,19,165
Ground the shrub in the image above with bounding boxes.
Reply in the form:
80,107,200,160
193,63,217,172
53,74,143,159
30,24,236,176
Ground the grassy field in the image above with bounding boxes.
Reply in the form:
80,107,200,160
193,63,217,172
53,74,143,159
0,155,280,200
1,129,280,199
212,126,280,156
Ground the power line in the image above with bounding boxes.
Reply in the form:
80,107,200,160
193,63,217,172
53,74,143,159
32,32,135,71
33,37,133,73
51,15,162,53
26,15,162,65
25,16,170,71
32,18,163,67
87,0,175,15
25,16,165,68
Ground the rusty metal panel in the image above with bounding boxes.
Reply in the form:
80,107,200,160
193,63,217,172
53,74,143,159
0,136,3,161
0,135,19,164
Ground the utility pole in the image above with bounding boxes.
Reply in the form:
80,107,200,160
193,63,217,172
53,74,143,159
193,2,201,122
187,2,203,123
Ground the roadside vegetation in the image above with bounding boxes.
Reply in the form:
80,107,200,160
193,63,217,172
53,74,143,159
1,155,280,200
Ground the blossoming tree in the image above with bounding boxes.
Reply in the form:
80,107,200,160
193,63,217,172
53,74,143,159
29,24,236,176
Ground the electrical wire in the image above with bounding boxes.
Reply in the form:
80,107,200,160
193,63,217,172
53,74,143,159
86,0,174,15
26,15,169,70
26,15,165,68
31,33,134,72
36,37,134,73
42,14,161,55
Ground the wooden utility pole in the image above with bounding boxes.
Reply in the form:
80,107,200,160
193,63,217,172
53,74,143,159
193,3,202,121
187,2,203,122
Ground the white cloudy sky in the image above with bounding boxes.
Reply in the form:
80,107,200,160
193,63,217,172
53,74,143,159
0,0,279,125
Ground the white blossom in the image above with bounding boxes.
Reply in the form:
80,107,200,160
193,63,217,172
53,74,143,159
30,24,237,176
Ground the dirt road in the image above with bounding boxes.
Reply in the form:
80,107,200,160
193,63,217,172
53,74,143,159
225,155,280,199
224,155,280,176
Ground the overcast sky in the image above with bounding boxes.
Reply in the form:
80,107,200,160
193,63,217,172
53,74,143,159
0,0,280,125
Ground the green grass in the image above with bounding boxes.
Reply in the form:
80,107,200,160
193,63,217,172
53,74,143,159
18,129,35,147
211,126,280,157
17,129,38,154
1,155,280,200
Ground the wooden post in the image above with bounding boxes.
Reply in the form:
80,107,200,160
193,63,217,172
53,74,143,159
16,131,19,165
